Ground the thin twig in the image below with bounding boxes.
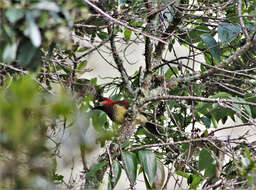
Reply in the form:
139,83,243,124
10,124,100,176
143,95,256,107
83,0,167,44
147,0,176,17
0,62,28,74
237,0,249,40
108,26,135,95
106,145,115,189
130,138,209,151
207,123,253,137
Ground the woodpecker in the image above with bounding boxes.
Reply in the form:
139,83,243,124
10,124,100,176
93,97,161,136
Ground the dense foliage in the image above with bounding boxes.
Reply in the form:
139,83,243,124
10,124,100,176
1,0,256,189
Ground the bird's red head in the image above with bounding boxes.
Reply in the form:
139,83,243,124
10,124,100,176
101,97,115,106
99,97,129,109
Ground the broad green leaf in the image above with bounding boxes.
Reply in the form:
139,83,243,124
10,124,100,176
218,22,241,45
122,151,138,184
112,160,122,185
91,110,108,131
153,160,165,190
161,6,175,23
195,102,212,116
124,29,132,40
189,174,202,189
201,116,211,128
33,1,60,12
165,67,178,79
77,60,87,70
77,47,89,53
199,148,214,171
2,42,18,63
247,23,256,33
235,97,252,116
86,161,107,178
120,0,127,4
24,13,41,47
211,92,231,99
97,31,108,40
5,8,24,23
110,94,122,100
187,25,210,43
2,24,16,42
138,150,157,187
246,96,256,118
16,39,38,67
200,34,221,62
205,164,216,177
176,170,190,178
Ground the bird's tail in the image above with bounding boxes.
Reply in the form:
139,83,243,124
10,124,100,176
144,121,163,136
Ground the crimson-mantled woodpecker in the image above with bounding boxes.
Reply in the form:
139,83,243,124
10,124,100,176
93,97,161,135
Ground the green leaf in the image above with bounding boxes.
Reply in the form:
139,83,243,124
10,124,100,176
120,0,128,4
33,1,60,12
246,96,256,118
247,23,256,33
53,173,64,182
138,150,157,187
16,39,38,67
211,117,218,128
199,149,214,171
112,160,122,185
122,151,138,184
110,94,122,100
77,47,89,53
124,29,132,40
91,110,108,131
77,60,87,70
187,25,210,43
5,8,24,24
235,97,252,116
205,164,216,177
153,160,165,190
200,34,221,62
201,116,211,128
86,161,107,178
195,102,212,116
161,6,175,23
24,13,41,47
165,67,178,78
2,24,16,42
218,22,241,45
97,31,108,40
211,92,231,99
2,42,18,63
189,174,202,189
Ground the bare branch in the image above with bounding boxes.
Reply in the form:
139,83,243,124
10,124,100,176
237,0,249,40
143,95,256,107
106,145,115,189
108,26,135,95
130,137,209,151
83,0,167,44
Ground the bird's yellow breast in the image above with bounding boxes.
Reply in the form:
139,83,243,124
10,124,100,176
112,104,128,124
112,104,148,125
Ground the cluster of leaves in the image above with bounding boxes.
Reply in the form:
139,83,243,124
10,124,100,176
0,76,75,189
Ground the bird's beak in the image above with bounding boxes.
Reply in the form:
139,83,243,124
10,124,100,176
92,101,104,110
